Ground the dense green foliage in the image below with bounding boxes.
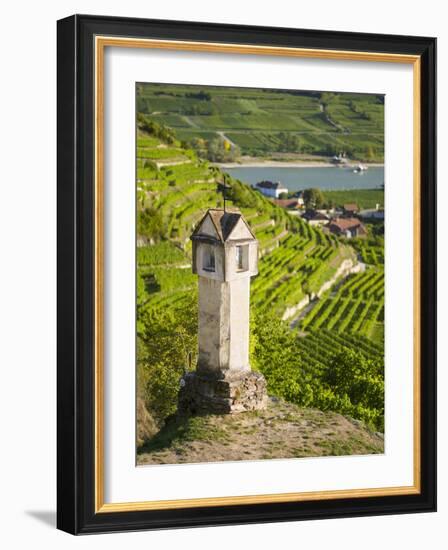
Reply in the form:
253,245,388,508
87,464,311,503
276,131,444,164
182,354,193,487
137,84,384,161
303,187,325,209
137,112,177,144
253,314,384,430
137,207,166,241
137,296,198,422
204,136,241,162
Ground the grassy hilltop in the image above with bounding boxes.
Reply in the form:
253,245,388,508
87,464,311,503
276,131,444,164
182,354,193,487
136,84,384,162
138,398,383,465
136,118,385,461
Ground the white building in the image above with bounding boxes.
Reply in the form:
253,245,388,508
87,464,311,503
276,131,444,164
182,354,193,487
255,180,288,198
358,205,385,220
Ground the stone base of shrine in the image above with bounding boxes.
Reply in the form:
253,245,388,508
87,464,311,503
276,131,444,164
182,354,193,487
178,370,268,415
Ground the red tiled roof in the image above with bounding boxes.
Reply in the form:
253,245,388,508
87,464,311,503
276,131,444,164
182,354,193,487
329,217,367,233
272,198,300,208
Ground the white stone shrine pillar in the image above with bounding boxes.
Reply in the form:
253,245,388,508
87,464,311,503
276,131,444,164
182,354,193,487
178,208,267,415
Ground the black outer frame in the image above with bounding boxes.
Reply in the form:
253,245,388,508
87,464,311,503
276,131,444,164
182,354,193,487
57,14,436,535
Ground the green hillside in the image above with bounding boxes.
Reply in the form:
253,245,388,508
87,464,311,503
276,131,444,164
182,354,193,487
136,120,385,442
136,84,384,161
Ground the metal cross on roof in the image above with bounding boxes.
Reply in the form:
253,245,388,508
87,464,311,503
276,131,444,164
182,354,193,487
220,181,232,212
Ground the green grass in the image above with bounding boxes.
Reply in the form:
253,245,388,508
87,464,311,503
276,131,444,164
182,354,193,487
138,415,230,453
317,435,380,456
323,189,384,209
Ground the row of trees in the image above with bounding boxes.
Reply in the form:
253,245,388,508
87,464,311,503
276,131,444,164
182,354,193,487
137,113,177,144
186,136,241,163
277,188,326,209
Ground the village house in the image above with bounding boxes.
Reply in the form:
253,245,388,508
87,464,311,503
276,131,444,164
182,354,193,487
272,196,304,210
358,205,385,220
255,180,288,199
343,203,359,216
324,207,344,218
301,209,330,227
328,217,368,238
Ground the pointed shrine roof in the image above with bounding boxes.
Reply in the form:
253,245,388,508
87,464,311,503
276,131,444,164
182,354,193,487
191,208,256,243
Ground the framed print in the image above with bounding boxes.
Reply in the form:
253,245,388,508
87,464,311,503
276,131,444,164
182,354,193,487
57,14,436,534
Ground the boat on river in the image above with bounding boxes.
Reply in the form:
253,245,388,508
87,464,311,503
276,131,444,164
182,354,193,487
352,164,368,173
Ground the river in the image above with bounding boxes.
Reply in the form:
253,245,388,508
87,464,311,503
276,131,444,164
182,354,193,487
222,165,384,192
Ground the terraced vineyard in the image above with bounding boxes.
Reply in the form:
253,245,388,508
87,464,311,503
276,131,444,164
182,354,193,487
136,122,384,343
252,230,355,317
350,239,385,266
300,266,384,344
137,133,291,251
137,83,384,161
136,126,357,322
136,241,194,320
295,329,383,376
136,119,385,435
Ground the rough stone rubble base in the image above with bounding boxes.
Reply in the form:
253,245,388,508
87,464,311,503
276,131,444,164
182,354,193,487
178,370,268,415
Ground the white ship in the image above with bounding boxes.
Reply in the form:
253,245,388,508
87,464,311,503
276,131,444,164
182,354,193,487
353,164,368,173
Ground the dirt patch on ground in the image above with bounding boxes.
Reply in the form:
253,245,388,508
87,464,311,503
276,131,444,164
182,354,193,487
137,398,383,465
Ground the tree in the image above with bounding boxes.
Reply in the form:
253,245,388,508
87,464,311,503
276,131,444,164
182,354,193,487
137,295,198,423
323,349,384,414
277,132,301,153
303,188,325,209
206,137,241,162
366,145,376,160
320,92,336,108
137,207,167,242
227,181,259,209
136,113,176,144
185,90,211,101
252,313,312,406
207,137,223,161
188,137,207,159
136,271,148,309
